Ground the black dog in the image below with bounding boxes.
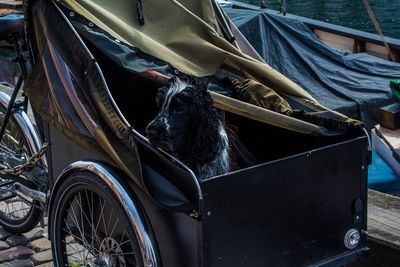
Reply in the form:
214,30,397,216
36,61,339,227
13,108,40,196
146,77,231,180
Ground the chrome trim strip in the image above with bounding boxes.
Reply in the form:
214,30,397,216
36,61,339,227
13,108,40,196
46,39,97,134
52,160,159,267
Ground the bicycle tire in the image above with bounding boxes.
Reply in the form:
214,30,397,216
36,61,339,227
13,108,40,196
51,171,144,267
0,103,43,233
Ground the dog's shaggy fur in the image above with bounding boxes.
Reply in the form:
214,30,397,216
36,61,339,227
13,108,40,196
146,77,230,180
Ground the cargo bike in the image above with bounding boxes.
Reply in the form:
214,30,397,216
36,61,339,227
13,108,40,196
0,0,370,266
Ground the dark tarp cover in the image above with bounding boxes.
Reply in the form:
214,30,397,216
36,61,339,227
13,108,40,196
225,7,400,129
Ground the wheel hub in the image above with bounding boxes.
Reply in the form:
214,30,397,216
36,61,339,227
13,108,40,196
96,237,126,267
87,255,113,267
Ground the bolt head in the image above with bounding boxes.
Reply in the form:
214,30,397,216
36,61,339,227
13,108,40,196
344,229,361,249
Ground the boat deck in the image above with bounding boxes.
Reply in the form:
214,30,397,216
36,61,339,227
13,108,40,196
353,190,400,266
365,124,400,265
368,189,400,249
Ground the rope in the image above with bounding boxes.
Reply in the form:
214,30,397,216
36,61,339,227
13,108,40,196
135,0,144,25
362,0,395,61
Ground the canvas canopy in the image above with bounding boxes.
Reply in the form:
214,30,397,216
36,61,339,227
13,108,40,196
62,0,335,114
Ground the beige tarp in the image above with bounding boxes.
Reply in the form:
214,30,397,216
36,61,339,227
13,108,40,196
63,0,331,113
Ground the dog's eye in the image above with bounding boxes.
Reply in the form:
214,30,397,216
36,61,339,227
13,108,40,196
173,106,185,114
169,98,185,113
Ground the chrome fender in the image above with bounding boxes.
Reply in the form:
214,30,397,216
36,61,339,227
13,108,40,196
0,91,47,169
49,160,159,267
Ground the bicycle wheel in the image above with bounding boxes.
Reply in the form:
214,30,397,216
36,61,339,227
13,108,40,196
51,172,144,267
0,104,43,233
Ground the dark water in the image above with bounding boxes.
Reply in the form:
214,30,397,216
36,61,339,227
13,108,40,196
238,0,400,39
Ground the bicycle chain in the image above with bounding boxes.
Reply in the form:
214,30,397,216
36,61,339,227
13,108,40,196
0,143,48,176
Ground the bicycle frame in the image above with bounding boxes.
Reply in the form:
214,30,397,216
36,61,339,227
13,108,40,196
0,92,48,204
0,27,49,205
0,33,29,143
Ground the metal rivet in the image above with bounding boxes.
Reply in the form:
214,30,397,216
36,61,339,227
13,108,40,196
361,165,365,170
174,70,179,75
88,22,94,27
361,229,368,235
207,211,212,216
69,11,75,17
115,39,120,43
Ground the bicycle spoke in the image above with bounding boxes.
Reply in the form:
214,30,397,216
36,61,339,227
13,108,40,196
71,194,102,250
0,109,37,228
67,202,93,262
63,222,86,262
106,207,114,236
58,188,137,267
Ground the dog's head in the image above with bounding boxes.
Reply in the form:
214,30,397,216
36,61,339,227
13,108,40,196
146,76,222,166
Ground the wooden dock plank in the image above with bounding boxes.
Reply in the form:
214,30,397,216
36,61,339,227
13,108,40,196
369,209,400,234
0,0,21,16
0,0,21,6
349,190,400,266
369,206,400,225
368,189,400,250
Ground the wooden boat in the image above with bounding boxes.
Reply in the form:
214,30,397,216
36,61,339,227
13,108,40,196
225,1,400,265
227,1,400,63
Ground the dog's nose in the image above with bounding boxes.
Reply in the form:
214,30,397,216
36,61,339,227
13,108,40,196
145,127,158,137
146,120,164,137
